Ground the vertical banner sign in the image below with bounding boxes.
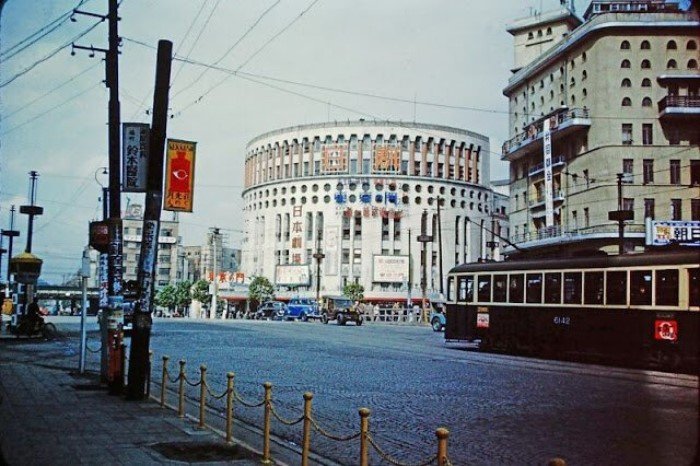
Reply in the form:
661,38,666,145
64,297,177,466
138,220,159,314
543,118,554,227
122,123,150,192
99,254,109,308
165,139,196,212
290,206,304,264
324,225,338,276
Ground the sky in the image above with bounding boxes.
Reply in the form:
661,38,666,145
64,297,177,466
0,0,593,284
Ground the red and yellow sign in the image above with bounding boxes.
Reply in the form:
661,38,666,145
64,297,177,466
654,319,678,341
165,139,196,212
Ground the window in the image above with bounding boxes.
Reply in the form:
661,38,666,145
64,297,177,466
623,159,634,178
620,40,630,50
606,271,627,305
509,274,524,303
584,207,590,227
477,276,491,302
644,198,655,219
667,40,677,50
642,97,652,107
546,27,552,35
692,160,700,185
528,31,534,40
458,275,474,302
689,59,698,69
641,78,651,87
641,40,650,50
630,270,652,305
544,273,561,304
623,198,634,214
621,78,631,87
526,273,543,304
493,275,507,302
643,159,653,183
642,124,653,145
667,59,677,69
692,199,700,221
641,59,651,69
670,160,681,184
656,270,678,306
563,272,582,304
688,40,698,50
584,272,604,305
690,269,700,307
621,97,632,106
621,59,631,68
622,124,633,145
671,199,682,220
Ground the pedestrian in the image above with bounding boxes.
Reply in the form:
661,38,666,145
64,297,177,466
372,304,379,322
392,302,400,322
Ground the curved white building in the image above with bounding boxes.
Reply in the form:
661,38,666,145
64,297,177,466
241,121,501,303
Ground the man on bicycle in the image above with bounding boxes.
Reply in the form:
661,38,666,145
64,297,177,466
26,299,44,332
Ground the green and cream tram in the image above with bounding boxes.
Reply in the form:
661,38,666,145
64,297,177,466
445,250,699,372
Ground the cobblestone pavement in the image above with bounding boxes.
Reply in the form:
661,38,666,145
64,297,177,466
21,317,699,466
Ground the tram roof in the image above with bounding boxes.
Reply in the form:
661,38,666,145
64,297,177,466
449,249,700,274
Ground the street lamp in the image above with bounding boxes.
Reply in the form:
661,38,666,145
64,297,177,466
312,227,325,304
94,167,108,219
417,210,433,324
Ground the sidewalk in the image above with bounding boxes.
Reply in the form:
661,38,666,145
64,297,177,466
0,322,315,466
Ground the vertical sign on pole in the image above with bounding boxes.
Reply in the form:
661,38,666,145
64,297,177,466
164,139,196,212
543,118,554,228
122,123,150,192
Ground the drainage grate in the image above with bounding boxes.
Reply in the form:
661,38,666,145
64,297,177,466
150,441,258,463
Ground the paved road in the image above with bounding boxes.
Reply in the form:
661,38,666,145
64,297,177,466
52,317,698,465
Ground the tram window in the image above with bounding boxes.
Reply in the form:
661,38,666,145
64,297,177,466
477,275,492,302
544,273,562,304
655,269,678,306
630,270,652,305
458,275,474,302
606,271,627,305
584,272,604,304
526,273,543,303
689,269,700,307
509,274,524,303
564,272,582,304
493,275,507,302
447,277,454,302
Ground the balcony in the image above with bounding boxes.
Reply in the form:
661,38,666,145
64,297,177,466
528,190,565,209
658,95,700,120
528,155,566,177
502,107,591,162
507,222,647,251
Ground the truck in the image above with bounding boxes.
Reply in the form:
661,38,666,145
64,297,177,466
319,296,363,326
283,297,318,321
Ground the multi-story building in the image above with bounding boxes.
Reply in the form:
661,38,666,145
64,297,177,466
122,203,180,287
180,233,241,283
241,120,506,303
502,0,699,256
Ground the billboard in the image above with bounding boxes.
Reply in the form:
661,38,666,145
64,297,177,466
372,255,409,283
321,144,348,174
165,139,196,212
373,144,401,174
275,264,310,286
122,123,150,192
646,220,700,246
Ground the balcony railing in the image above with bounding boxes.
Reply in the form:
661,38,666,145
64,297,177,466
528,190,565,208
658,95,700,113
502,107,591,158
528,156,566,177
509,222,647,245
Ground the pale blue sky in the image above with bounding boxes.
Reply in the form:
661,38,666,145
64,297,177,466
0,0,591,283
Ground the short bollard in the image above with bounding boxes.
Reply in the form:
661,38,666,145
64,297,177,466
436,427,450,466
146,350,153,397
198,365,207,429
262,382,273,464
178,360,186,418
225,372,234,444
301,392,313,466
160,356,169,408
359,407,370,466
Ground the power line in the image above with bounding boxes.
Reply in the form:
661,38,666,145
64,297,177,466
170,0,222,86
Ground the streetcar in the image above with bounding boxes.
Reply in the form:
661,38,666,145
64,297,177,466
444,249,699,372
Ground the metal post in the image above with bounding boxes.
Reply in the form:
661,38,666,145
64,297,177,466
146,350,152,397
617,173,624,255
79,247,90,373
178,360,186,418
262,382,273,464
2,206,19,283
359,407,370,466
313,228,325,303
198,365,207,429
225,372,234,444
406,229,412,310
436,427,449,466
437,197,444,297
160,356,169,407
209,228,219,319
301,392,313,466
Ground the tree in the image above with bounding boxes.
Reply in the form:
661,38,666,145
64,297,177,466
154,284,177,313
191,279,210,309
248,276,274,310
175,280,192,316
343,282,364,302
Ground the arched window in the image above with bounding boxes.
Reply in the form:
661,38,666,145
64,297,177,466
621,97,632,106
570,77,576,87
582,88,588,98
667,59,677,69
641,59,651,69
537,29,543,37
570,59,575,69
571,95,576,105
641,78,652,87
582,52,587,62
550,90,554,99
620,40,630,50
667,40,677,50
642,97,652,107
528,31,534,40
621,59,631,68
688,40,698,50
621,78,631,87
688,59,698,69
582,70,588,80
641,40,651,50
546,27,552,35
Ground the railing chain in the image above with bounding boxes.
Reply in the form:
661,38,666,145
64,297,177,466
269,401,305,426
234,390,266,408
367,433,438,466
309,416,361,442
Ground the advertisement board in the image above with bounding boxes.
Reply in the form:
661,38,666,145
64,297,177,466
373,144,401,174
321,144,348,174
122,123,150,192
275,264,310,286
165,139,196,212
372,255,409,283
646,220,700,246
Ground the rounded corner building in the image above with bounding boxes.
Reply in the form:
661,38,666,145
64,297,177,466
241,120,503,304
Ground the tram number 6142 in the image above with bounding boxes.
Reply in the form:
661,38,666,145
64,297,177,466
553,316,571,326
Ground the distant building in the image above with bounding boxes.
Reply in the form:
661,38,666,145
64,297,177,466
181,230,240,284
502,1,699,256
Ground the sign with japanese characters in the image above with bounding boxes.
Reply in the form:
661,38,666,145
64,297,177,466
290,205,304,264
543,118,554,227
165,139,196,212
372,255,409,283
373,144,401,174
646,220,700,246
122,123,150,192
321,144,348,173
275,265,310,286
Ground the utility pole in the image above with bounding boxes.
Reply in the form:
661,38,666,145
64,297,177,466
436,197,444,298
18,171,44,310
312,227,325,303
417,210,433,324
406,228,412,309
2,206,20,285
608,173,633,255
209,227,220,319
79,247,91,374
127,39,172,401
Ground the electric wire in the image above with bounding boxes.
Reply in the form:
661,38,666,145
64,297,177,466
170,0,222,86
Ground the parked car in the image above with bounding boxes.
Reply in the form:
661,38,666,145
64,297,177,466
283,297,319,321
254,301,287,320
430,307,446,332
318,296,363,326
